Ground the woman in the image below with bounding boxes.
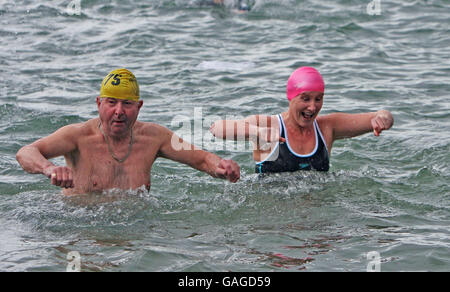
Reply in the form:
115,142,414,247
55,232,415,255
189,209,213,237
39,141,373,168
209,67,394,173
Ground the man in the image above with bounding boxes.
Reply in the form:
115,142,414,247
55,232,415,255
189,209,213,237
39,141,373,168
16,68,240,195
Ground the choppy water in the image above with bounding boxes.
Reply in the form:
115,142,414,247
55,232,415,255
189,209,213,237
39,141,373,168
1,0,449,272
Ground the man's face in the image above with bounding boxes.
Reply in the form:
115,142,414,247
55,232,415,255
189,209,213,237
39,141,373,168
97,97,143,137
288,91,324,127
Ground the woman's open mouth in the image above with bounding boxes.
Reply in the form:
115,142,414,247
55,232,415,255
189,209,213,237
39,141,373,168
301,112,315,120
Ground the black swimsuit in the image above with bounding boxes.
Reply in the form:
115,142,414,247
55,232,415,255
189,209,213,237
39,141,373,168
255,114,330,173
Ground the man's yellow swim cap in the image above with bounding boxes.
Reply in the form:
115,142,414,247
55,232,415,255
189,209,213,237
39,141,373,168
100,68,140,102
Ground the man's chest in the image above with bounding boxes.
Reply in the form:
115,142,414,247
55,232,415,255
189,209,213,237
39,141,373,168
67,137,159,191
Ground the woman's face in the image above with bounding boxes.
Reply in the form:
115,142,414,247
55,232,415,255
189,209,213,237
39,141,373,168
288,91,324,127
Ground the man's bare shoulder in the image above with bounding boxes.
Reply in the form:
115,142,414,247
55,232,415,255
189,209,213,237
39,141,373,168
134,121,172,138
63,118,99,137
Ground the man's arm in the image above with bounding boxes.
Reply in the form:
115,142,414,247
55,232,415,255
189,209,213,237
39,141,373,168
157,126,240,183
324,110,394,141
16,124,79,188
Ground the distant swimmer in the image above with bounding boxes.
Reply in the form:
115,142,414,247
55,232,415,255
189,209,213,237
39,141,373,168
210,0,253,11
210,66,394,173
16,69,240,195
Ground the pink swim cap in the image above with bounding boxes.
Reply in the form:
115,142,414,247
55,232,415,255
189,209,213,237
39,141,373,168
286,67,325,101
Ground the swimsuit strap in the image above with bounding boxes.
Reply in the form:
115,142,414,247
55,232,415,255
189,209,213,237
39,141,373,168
278,114,285,138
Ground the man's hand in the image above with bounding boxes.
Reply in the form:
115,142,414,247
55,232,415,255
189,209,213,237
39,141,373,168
371,110,394,136
214,159,240,183
43,165,74,189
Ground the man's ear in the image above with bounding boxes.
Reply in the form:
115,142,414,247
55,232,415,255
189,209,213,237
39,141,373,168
96,96,101,107
137,100,143,109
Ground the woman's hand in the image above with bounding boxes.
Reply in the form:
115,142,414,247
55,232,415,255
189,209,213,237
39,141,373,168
371,110,394,136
